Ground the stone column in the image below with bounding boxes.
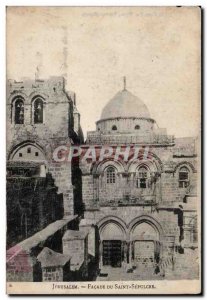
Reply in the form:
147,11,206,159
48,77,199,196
121,172,130,200
123,241,128,264
128,241,132,268
122,241,128,270
99,241,103,270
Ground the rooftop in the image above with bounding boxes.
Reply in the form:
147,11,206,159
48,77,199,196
7,216,78,259
37,247,71,267
100,89,151,121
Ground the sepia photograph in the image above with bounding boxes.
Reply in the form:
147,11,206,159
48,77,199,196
5,6,201,294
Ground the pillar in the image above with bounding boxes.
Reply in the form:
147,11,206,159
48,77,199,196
122,241,128,270
99,241,103,269
128,241,132,268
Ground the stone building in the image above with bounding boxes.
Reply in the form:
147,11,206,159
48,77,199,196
6,76,83,247
6,216,79,282
6,77,199,282
37,247,71,282
79,86,199,280
62,230,89,280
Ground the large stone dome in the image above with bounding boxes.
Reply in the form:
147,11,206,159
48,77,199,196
100,89,151,120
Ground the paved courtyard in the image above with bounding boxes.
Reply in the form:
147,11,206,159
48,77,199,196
96,265,164,281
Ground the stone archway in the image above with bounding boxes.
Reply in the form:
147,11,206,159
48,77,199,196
128,216,163,272
98,217,127,268
9,142,46,162
8,141,47,177
128,215,164,238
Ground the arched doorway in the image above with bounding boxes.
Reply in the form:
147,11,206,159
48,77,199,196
129,221,161,271
99,220,126,268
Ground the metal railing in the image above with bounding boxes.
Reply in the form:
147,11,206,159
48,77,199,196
87,132,175,145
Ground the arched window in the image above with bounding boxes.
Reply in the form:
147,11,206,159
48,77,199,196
137,166,149,188
106,166,116,184
15,99,24,124
179,166,190,188
34,98,44,124
112,125,117,131
10,143,46,161
135,125,140,130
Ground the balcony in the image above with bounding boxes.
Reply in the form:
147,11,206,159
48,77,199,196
99,195,157,207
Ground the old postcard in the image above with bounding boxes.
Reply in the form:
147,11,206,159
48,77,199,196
6,6,201,294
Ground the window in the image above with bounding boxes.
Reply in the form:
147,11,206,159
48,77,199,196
106,167,116,184
47,267,56,272
137,166,149,188
35,152,39,157
34,98,44,124
19,153,22,157
112,125,117,131
15,99,24,124
135,125,140,130
27,147,31,154
179,166,190,188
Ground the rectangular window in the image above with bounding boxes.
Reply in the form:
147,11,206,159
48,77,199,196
179,172,188,181
107,174,115,184
137,178,147,188
106,169,116,184
179,171,189,188
179,181,189,188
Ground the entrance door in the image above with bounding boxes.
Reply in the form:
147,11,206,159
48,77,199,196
103,240,122,267
134,241,154,267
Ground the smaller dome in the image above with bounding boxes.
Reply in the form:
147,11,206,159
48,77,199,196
100,89,151,120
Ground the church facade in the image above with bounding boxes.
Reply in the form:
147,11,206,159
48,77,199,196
6,77,199,281
79,86,199,279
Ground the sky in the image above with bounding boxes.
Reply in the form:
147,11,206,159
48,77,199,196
7,6,201,139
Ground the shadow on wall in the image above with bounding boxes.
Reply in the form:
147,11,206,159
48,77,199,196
6,172,64,248
72,160,84,217
87,225,100,281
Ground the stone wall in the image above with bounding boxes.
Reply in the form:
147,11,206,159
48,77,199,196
96,118,154,134
80,142,197,210
48,161,74,215
42,267,64,282
84,207,180,247
6,77,81,217
6,250,36,282
165,248,199,279
6,217,78,282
